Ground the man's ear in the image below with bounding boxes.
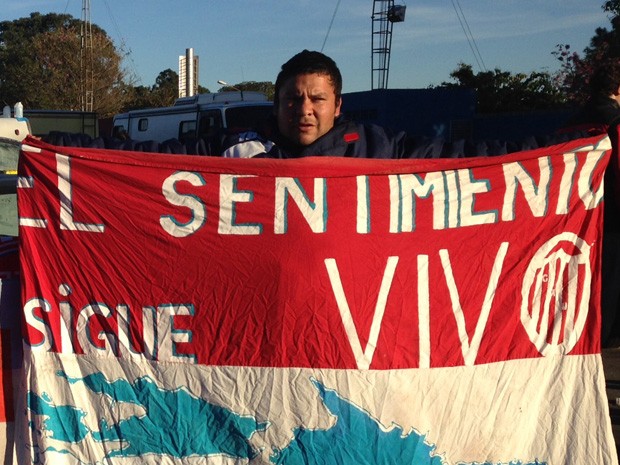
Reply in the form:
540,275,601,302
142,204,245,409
335,96,342,117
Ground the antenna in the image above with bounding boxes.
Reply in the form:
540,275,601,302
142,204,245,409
80,0,94,112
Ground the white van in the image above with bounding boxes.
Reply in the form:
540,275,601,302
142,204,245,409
112,92,273,147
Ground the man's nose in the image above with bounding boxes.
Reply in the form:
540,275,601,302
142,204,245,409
297,97,312,115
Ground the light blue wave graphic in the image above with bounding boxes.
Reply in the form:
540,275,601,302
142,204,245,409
28,370,267,462
27,371,545,465
270,379,546,465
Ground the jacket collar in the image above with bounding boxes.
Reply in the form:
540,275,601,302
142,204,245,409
269,115,359,157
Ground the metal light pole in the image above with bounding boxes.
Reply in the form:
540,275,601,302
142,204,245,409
217,80,244,101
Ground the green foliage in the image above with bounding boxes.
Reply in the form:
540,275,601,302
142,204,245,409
218,81,275,101
0,13,126,117
152,69,179,107
1,13,76,108
442,0,620,112
554,2,620,104
604,0,620,16
1,13,275,117
121,69,211,111
440,1,620,111
439,63,567,113
121,69,179,111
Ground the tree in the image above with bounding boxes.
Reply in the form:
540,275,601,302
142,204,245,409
0,12,126,117
440,63,566,113
443,2,620,110
554,1,620,103
604,0,620,16
119,70,179,111
219,81,275,101
121,69,211,112
150,69,179,107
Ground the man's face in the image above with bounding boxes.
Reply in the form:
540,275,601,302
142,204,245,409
276,72,342,146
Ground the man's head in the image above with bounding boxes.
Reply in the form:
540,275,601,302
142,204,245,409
589,60,620,102
274,50,343,146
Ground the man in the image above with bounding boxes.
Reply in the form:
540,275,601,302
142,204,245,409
565,61,620,348
221,50,414,159
565,60,620,130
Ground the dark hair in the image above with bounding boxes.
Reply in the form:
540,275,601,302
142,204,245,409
589,60,620,96
274,50,343,106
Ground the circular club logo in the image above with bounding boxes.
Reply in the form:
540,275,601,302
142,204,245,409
521,232,591,356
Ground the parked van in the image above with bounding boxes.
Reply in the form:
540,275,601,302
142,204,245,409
112,92,273,150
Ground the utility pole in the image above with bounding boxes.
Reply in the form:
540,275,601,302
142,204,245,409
80,0,94,112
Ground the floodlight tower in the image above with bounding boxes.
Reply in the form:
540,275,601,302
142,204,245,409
371,1,406,90
80,0,94,112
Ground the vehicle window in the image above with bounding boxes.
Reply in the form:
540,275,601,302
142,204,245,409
138,118,148,131
224,105,273,132
179,120,197,141
112,125,128,139
198,111,223,138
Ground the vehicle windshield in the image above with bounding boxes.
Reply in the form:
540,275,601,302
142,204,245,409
225,105,273,132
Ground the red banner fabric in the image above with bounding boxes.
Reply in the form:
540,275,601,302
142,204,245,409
15,135,618,465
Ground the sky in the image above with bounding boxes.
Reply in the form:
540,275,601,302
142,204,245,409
4,0,613,93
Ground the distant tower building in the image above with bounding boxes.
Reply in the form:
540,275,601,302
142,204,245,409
179,48,199,97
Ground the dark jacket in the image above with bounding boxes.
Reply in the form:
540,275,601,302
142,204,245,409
222,116,422,159
566,94,620,128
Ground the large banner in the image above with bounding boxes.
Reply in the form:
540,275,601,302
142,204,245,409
16,135,617,464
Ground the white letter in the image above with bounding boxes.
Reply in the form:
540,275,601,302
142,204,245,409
325,256,399,370
58,283,74,354
457,169,497,227
117,304,144,359
219,174,262,235
502,158,551,221
24,298,53,350
76,303,116,356
389,172,446,232
160,171,206,238
440,242,509,366
17,176,48,228
556,153,577,215
418,255,430,369
275,178,327,234
578,148,607,210
357,176,370,234
56,154,105,232
157,304,196,364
